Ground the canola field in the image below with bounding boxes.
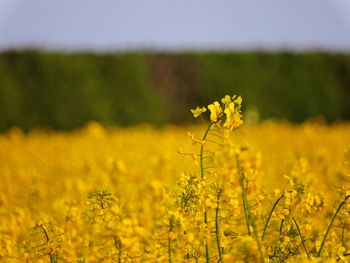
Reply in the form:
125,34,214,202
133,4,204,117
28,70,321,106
1,95,350,262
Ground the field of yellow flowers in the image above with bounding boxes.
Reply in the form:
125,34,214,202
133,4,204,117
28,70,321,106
1,95,350,262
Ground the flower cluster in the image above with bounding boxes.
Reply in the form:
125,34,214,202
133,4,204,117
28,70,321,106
0,96,350,262
191,95,243,130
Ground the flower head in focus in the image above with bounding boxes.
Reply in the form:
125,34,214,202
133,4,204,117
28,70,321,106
191,95,243,130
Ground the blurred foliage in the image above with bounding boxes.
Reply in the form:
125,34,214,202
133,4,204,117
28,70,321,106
193,52,350,122
0,51,167,131
0,50,349,131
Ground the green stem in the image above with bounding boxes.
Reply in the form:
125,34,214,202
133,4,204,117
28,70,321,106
253,224,265,263
204,211,210,263
168,240,171,263
242,185,251,236
279,219,284,236
261,194,285,241
200,122,213,263
236,157,264,262
114,236,122,263
50,254,58,263
200,123,213,179
292,217,310,259
215,189,223,263
242,177,264,262
237,158,251,236
318,195,350,257
38,224,57,263
342,223,346,248
38,224,50,242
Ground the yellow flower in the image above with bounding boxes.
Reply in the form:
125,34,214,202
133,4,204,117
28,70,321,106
221,95,232,105
224,103,235,118
208,101,222,122
192,95,242,130
191,106,206,118
234,96,242,105
273,189,281,198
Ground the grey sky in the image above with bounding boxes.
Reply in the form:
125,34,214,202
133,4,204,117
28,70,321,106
1,0,350,51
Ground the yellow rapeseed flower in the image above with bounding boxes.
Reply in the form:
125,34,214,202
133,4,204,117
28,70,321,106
208,101,222,122
191,106,206,118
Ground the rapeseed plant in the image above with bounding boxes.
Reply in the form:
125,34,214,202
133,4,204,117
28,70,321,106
29,220,63,263
0,95,350,262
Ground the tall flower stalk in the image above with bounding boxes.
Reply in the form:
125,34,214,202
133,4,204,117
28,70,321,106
199,123,213,263
191,95,243,262
318,195,350,257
